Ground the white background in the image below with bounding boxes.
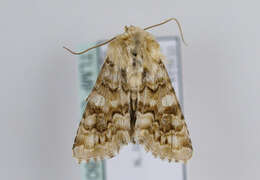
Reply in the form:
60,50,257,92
0,0,259,180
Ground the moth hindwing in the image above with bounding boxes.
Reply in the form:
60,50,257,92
73,26,192,163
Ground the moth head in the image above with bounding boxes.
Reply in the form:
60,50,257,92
122,25,152,57
124,25,146,42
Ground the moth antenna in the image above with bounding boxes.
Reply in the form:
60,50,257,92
63,37,116,55
144,18,188,46
64,18,187,55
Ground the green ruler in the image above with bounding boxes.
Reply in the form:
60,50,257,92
77,44,106,180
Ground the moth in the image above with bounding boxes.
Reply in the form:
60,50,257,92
64,18,193,163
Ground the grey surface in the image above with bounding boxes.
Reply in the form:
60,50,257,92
0,0,259,180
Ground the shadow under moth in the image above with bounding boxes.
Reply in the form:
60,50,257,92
64,18,193,163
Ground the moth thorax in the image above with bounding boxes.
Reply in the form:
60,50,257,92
127,55,143,91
